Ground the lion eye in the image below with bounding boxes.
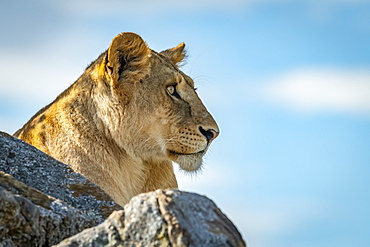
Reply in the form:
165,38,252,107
167,85,175,95
167,85,181,99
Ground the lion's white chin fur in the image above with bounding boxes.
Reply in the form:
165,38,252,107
172,153,204,172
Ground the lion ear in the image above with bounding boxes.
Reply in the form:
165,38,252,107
106,32,151,83
160,43,187,66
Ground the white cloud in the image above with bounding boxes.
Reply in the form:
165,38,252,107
261,68,370,115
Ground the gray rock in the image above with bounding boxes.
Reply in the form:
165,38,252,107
0,131,122,246
0,172,97,246
0,131,122,222
56,190,246,247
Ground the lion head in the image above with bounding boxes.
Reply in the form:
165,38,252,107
90,32,219,172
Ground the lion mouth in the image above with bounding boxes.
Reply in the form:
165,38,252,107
168,149,205,156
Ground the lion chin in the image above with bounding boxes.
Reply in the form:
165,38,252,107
167,150,206,172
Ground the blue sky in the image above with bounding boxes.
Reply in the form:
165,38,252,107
1,1,370,246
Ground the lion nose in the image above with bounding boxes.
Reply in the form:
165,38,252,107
199,127,219,143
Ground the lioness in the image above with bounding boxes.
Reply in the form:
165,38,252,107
14,32,219,206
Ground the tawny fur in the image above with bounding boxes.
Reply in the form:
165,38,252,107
14,32,219,206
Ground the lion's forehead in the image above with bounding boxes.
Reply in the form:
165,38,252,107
179,73,195,88
150,51,194,88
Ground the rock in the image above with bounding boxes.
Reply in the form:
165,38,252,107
0,172,97,246
0,131,122,245
0,131,122,221
56,190,246,247
0,131,246,246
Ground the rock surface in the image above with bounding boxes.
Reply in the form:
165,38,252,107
0,131,122,246
56,190,246,247
0,131,122,220
0,172,97,246
0,131,246,246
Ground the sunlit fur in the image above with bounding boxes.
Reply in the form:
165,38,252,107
14,32,219,206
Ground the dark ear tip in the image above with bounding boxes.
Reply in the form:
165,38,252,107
173,42,185,52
